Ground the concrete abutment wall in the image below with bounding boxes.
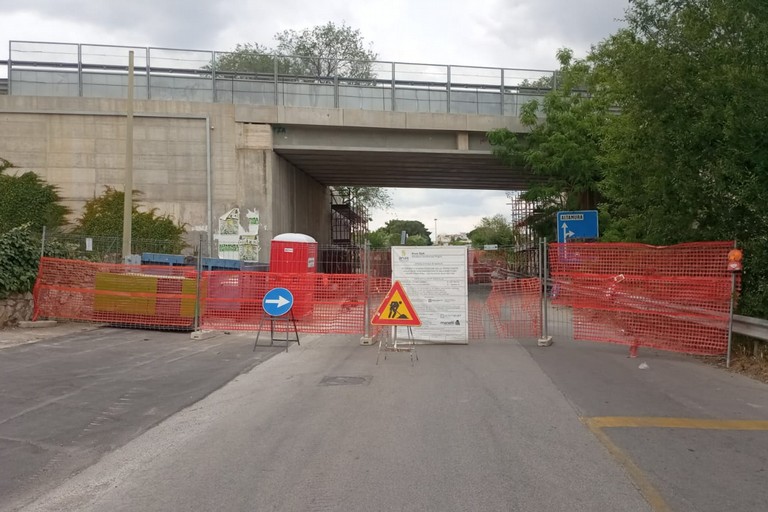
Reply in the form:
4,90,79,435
0,96,331,261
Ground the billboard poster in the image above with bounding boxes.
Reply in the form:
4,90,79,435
391,246,468,343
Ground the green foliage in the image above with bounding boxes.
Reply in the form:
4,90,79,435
0,159,70,233
213,42,279,76
592,0,768,316
211,21,378,81
333,186,393,212
72,187,186,254
467,214,519,248
488,49,609,240
274,21,378,80
367,219,432,247
0,224,39,298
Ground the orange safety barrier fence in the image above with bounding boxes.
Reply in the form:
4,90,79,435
200,271,367,334
33,257,198,329
33,258,544,339
549,242,736,355
485,278,542,339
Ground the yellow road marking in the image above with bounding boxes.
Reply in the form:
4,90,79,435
583,419,672,512
587,417,768,431
583,416,768,512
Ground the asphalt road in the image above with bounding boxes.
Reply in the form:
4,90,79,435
0,327,285,511
7,327,768,512
519,338,768,512
18,335,652,512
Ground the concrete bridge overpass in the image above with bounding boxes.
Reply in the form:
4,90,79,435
0,42,551,259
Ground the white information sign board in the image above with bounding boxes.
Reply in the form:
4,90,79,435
391,246,468,343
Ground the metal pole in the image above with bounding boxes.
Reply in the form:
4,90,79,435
334,75,339,108
77,44,83,97
205,116,213,257
538,238,544,340
726,271,736,368
41,226,46,259
391,62,396,111
121,50,135,261
211,51,216,103
274,56,279,106
364,241,370,339
194,233,204,333
7,41,11,96
542,237,549,339
146,47,152,100
446,65,451,113
500,68,505,116
726,239,738,368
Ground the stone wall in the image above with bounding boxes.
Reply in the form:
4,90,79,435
0,293,34,327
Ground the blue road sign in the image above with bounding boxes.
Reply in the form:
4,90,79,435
556,210,599,243
262,287,294,317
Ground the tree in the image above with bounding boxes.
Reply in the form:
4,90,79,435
332,186,392,212
467,214,518,248
72,187,186,254
212,43,278,77
274,21,378,80
213,23,386,213
366,219,432,247
488,48,610,240
591,0,768,316
211,21,378,81
0,158,69,233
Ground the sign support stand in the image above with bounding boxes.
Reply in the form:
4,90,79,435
376,325,418,365
253,287,299,352
372,281,421,365
253,310,300,353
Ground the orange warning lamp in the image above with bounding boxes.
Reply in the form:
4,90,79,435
727,249,743,272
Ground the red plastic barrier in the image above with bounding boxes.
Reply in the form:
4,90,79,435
549,242,736,355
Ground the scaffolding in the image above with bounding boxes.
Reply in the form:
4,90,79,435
507,191,541,276
331,189,369,247
321,189,371,274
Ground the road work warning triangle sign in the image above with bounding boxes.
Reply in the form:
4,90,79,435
372,281,421,326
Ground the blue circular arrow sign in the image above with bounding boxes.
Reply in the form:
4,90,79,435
262,287,294,317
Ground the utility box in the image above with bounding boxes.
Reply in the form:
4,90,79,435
269,233,318,319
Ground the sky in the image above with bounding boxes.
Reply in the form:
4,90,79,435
0,0,628,236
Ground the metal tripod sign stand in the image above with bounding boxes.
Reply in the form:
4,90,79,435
253,287,300,352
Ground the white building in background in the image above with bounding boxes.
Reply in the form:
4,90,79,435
436,233,471,246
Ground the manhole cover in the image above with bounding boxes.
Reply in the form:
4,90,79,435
319,376,372,386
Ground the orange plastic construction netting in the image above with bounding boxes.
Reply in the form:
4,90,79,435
200,271,367,334
33,257,199,329
548,242,737,355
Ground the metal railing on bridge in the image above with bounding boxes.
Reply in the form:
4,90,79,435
3,41,555,116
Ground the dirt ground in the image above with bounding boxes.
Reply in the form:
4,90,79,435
700,340,768,384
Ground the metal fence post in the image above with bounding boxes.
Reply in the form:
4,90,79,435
364,241,371,339
726,239,738,368
500,68,505,116
334,75,339,108
274,56,279,106
194,233,204,333
538,237,552,346
146,47,152,100
77,44,83,97
391,62,396,111
210,51,216,103
446,65,451,113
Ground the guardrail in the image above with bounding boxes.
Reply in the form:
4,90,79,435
733,314,768,341
4,41,556,116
